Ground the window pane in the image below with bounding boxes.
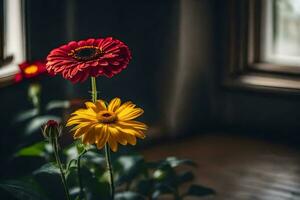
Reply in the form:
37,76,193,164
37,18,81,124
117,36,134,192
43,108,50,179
274,0,300,57
0,0,4,63
0,0,25,79
263,0,300,65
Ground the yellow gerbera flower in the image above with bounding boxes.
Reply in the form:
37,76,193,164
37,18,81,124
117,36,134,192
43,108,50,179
66,98,147,152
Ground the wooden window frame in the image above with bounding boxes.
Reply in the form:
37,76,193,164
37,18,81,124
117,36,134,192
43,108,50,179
223,0,300,94
0,0,27,87
0,0,4,65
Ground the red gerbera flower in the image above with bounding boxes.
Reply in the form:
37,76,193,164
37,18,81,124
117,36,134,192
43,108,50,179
14,61,46,83
46,37,132,83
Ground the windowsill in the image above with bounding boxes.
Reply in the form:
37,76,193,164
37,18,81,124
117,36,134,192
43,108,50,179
0,64,19,86
224,73,300,95
250,63,300,75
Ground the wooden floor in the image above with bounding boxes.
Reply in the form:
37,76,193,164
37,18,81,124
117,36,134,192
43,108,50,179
142,134,300,200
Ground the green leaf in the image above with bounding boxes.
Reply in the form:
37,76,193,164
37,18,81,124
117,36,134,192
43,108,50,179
164,157,197,168
185,184,215,197
116,155,144,172
33,163,60,175
146,161,160,169
81,166,110,199
115,155,146,185
0,179,49,200
74,195,81,200
64,145,79,161
15,142,46,157
66,159,77,173
148,157,196,170
153,164,176,184
65,166,79,189
152,183,176,199
46,100,70,111
83,151,106,165
25,115,61,135
176,171,194,185
115,191,145,200
14,109,39,123
136,179,153,196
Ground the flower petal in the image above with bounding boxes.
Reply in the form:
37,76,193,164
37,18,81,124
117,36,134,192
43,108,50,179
117,108,144,121
70,122,92,132
85,101,100,112
115,101,135,114
117,120,148,131
108,135,118,152
124,133,137,145
66,118,95,126
74,124,92,138
108,126,127,145
95,100,107,110
108,98,121,112
67,115,97,124
96,125,109,149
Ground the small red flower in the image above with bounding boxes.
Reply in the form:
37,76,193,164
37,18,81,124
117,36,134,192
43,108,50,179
14,61,46,83
42,120,62,139
46,37,132,83
46,120,59,127
14,73,23,83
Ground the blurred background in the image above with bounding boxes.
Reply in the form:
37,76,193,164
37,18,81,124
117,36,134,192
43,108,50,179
1,0,300,199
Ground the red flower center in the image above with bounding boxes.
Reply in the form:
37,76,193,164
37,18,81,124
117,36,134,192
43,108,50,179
69,46,103,61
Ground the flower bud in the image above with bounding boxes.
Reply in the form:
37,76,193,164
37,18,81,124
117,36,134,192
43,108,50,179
28,83,41,107
28,83,41,98
42,120,62,139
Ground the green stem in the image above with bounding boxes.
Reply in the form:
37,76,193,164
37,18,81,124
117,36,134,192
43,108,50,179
73,76,98,199
90,77,115,200
91,77,97,102
77,149,87,199
105,144,115,200
28,83,41,114
52,136,71,200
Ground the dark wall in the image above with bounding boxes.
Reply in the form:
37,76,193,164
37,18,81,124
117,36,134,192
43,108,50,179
23,0,215,137
0,0,182,161
1,0,300,155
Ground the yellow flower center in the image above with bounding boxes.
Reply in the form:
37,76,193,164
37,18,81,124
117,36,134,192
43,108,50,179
97,111,117,124
24,65,38,75
68,46,103,61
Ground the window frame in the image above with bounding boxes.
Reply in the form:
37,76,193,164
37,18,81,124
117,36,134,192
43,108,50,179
0,0,4,64
223,0,300,93
0,0,27,87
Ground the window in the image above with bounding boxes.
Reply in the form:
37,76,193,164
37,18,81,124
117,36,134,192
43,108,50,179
0,0,3,65
263,0,300,66
223,0,300,92
0,0,26,85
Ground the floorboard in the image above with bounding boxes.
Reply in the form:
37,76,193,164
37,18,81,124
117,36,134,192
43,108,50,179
142,134,300,200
